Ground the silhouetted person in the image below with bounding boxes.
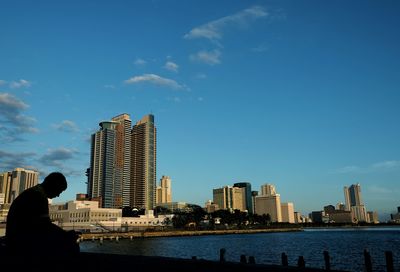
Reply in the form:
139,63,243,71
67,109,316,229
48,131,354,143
6,172,80,258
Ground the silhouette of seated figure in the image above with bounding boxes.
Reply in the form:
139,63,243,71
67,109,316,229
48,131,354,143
5,172,80,258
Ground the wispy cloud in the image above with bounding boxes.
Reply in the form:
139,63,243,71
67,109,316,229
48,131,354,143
124,74,188,90
0,80,7,86
164,61,179,72
0,150,37,171
184,6,268,44
9,79,32,89
0,92,38,142
195,73,207,79
372,160,400,169
252,44,269,52
39,147,79,167
104,84,115,89
134,58,147,66
336,160,400,174
190,49,221,65
52,120,79,133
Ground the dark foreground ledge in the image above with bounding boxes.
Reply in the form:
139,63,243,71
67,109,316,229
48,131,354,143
3,251,347,272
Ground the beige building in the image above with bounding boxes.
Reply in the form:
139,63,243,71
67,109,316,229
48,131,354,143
204,200,219,213
213,186,246,211
0,168,39,205
156,176,172,205
261,184,276,196
281,202,295,223
367,211,379,224
255,194,282,222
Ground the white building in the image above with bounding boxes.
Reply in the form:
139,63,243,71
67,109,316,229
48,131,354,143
49,200,122,232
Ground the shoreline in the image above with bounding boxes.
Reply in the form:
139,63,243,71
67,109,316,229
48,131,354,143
80,227,302,240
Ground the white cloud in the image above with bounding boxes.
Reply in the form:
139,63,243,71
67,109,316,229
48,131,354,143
124,74,188,90
0,80,7,86
184,6,267,43
53,120,79,132
336,166,361,174
336,160,400,174
9,79,32,89
195,73,207,79
372,161,400,169
164,61,179,72
190,50,221,65
39,147,79,167
104,85,115,89
134,58,147,66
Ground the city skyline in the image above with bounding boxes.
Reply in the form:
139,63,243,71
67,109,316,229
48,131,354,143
1,1,399,219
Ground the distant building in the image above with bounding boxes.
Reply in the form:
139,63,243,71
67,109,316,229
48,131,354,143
233,182,252,213
213,186,246,211
294,212,302,223
260,184,276,197
344,184,367,222
367,211,379,224
329,210,354,223
204,200,219,213
251,191,258,214
88,113,156,211
49,200,122,231
255,184,282,222
255,194,282,222
281,202,295,223
0,168,39,204
156,176,172,205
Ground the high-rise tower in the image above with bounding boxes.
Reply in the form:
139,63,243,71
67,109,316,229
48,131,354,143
89,120,120,208
344,183,367,222
131,114,156,210
111,114,132,207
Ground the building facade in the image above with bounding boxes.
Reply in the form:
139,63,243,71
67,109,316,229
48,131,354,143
344,183,367,222
233,182,252,213
281,202,295,223
156,175,172,205
131,114,157,211
88,113,156,211
0,168,39,204
213,186,246,212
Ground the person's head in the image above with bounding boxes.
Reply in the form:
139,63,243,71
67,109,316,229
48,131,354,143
41,172,67,199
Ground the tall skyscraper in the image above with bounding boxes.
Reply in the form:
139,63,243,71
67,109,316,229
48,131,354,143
156,175,172,205
111,114,132,208
131,114,157,210
233,182,252,213
88,113,156,211
89,120,120,208
344,183,367,222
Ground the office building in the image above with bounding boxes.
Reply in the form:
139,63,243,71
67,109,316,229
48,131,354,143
233,182,252,213
344,183,367,222
213,186,246,211
255,194,282,222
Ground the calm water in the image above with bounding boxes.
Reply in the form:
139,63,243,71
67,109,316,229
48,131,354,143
80,227,400,272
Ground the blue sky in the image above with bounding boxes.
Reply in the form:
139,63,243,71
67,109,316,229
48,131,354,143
1,0,399,219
